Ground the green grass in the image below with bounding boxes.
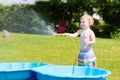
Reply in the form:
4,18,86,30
0,32,120,80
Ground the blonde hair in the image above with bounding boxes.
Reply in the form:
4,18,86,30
81,14,94,26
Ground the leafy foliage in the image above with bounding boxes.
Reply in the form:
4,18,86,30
32,0,120,38
0,0,120,38
93,0,120,38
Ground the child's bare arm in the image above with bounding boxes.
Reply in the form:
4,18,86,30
88,31,96,45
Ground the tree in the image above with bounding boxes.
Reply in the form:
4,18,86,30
93,0,120,38
0,5,11,30
31,0,120,38
31,0,94,32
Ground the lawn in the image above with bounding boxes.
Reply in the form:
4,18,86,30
0,32,119,80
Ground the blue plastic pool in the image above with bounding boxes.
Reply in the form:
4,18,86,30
32,65,111,80
0,62,48,80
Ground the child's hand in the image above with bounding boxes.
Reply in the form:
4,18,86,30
62,33,71,37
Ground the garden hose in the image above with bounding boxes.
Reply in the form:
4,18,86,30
56,34,62,36
67,36,79,66
56,34,79,66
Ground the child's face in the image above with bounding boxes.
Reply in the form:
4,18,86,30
80,18,90,29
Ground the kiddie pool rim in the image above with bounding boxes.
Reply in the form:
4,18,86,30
32,65,111,79
0,62,50,72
